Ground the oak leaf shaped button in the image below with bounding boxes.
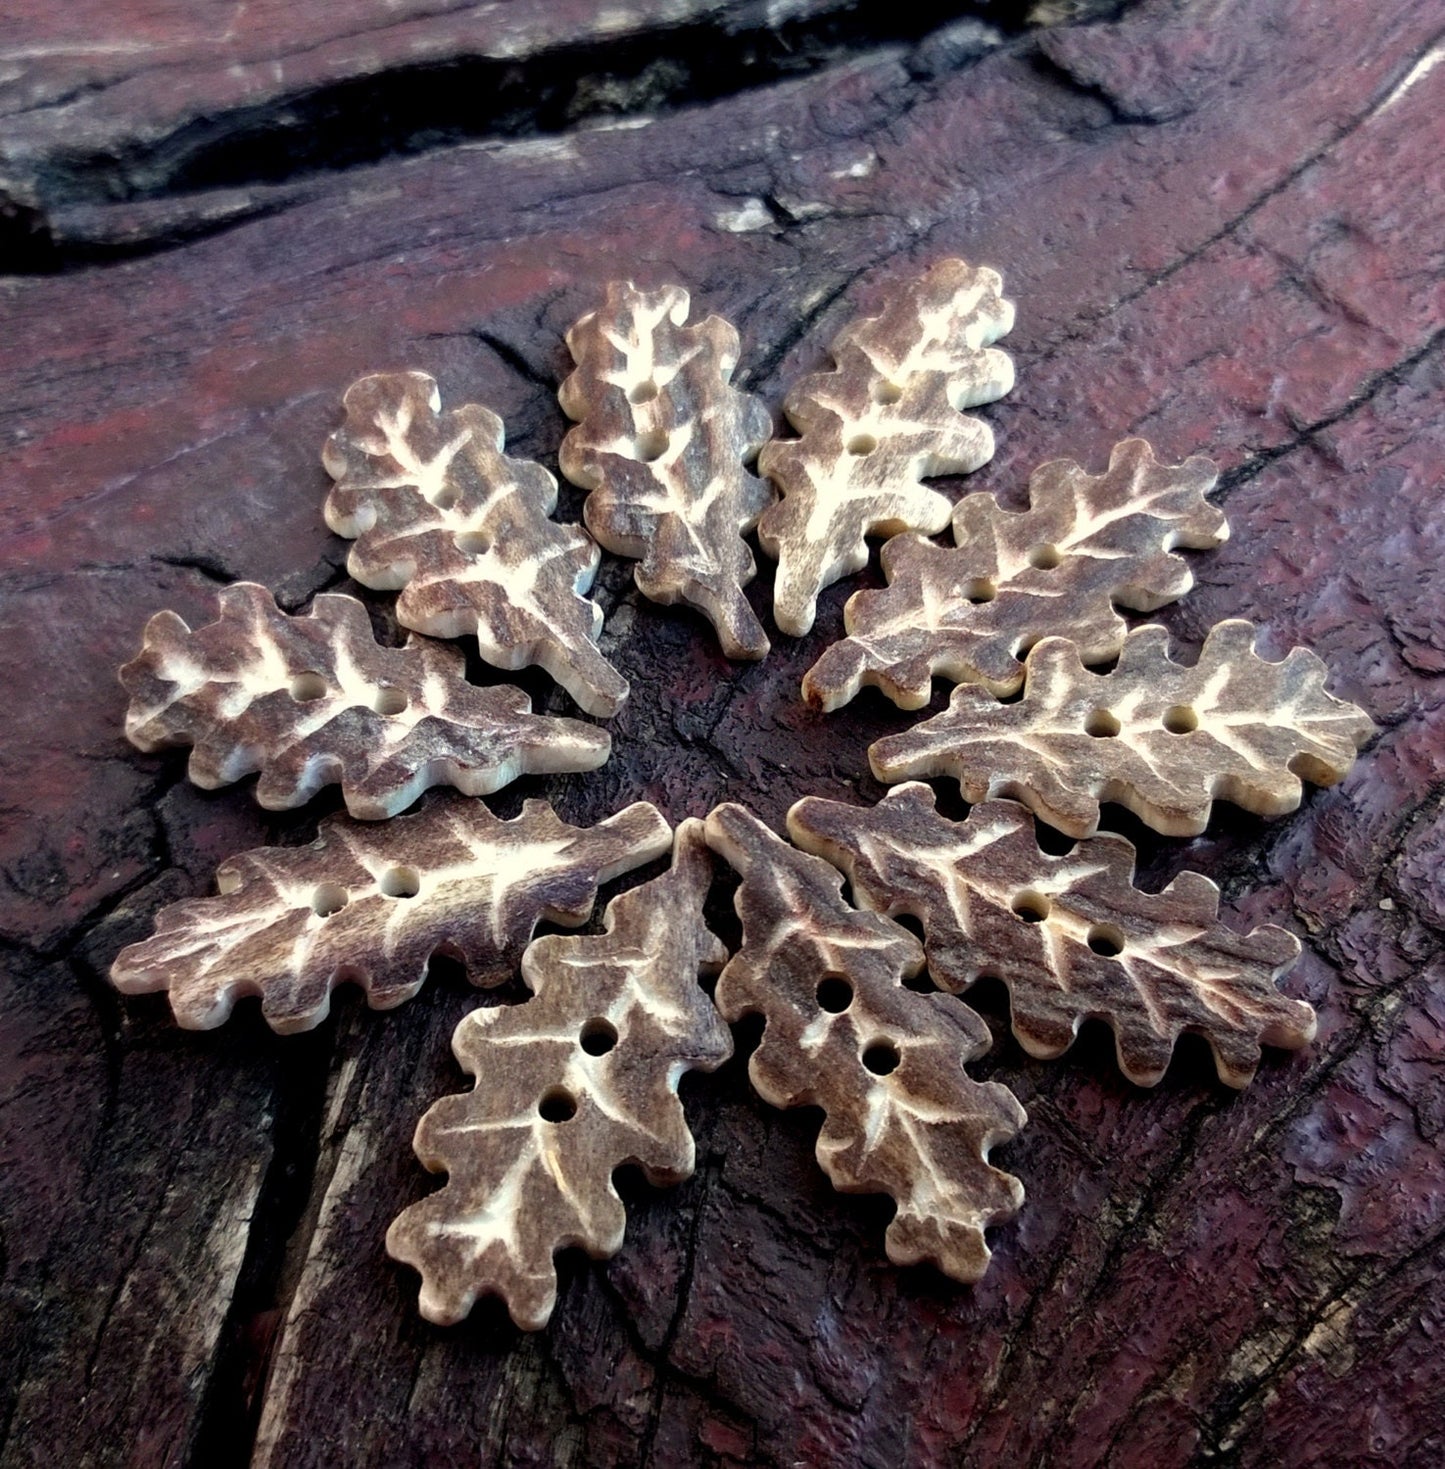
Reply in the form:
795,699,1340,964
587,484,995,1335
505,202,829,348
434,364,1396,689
324,371,629,716
122,582,610,819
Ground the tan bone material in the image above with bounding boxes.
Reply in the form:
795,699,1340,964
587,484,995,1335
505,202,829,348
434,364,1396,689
558,281,775,660
870,620,1376,838
757,258,1015,638
387,819,732,1330
322,371,629,717
789,782,1312,1088
109,795,671,1032
120,582,611,819
803,438,1226,710
704,801,1025,1283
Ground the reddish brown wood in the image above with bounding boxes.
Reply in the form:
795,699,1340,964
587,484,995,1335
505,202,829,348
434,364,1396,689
2,1,1444,1465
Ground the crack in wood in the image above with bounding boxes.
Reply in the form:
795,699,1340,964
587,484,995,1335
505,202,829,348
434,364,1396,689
0,1,1124,272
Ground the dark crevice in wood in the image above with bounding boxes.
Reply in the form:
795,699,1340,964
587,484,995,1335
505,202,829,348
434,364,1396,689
735,267,877,392
472,330,556,393
1,759,189,964
1213,322,1445,505
152,551,240,586
1029,20,1445,361
0,1,1145,274
188,1025,338,1468
1200,1223,1445,1457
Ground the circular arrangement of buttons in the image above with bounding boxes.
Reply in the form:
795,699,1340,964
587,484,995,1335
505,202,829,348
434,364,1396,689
111,259,1373,1331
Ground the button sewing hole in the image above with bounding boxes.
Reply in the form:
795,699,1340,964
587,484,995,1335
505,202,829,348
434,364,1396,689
862,1041,901,1076
580,1018,618,1055
538,1088,577,1123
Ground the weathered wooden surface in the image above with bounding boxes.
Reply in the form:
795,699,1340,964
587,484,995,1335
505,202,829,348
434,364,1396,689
3,0,1444,1464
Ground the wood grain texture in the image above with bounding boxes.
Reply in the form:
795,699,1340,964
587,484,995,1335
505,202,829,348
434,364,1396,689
4,0,1445,1464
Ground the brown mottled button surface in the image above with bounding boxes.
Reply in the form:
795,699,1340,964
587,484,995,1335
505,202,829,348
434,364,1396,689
871,620,1376,837
758,257,1014,639
790,782,1313,1088
705,801,1026,1284
121,581,610,819
803,438,1226,710
559,281,774,660
323,371,629,717
110,795,671,1032
388,819,732,1330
